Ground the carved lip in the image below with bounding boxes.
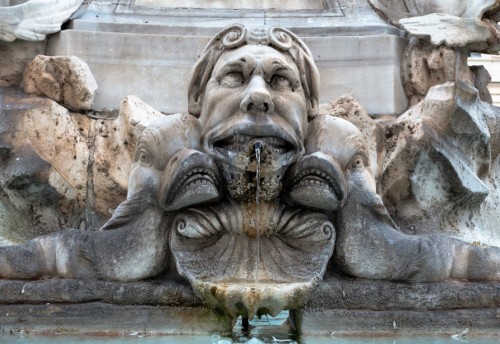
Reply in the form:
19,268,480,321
283,153,347,211
165,168,218,202
206,123,303,170
161,152,220,211
215,134,291,155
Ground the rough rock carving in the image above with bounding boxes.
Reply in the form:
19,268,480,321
0,25,499,320
23,55,97,111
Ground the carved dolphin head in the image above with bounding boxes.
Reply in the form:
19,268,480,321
103,114,221,230
282,115,375,212
305,115,375,192
128,114,221,210
295,115,397,230
127,114,201,199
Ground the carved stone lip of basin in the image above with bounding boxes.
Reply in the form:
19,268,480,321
206,122,302,172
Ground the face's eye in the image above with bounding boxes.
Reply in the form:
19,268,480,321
270,75,293,91
220,72,244,87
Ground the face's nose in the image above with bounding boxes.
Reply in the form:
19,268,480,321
240,75,274,114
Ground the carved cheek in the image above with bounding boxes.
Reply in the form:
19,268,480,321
127,164,160,198
201,87,241,129
275,92,307,127
346,166,377,194
199,80,222,124
362,169,377,193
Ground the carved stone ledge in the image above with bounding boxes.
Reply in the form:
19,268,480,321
2,276,497,311
301,308,500,336
0,302,231,336
0,276,498,335
306,275,500,311
0,279,201,306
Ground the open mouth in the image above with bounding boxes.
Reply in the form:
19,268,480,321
283,154,348,212
165,167,219,205
205,122,303,172
214,134,294,156
160,151,221,211
288,168,341,197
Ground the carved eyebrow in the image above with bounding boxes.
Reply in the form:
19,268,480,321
270,60,288,70
215,56,256,77
266,60,298,80
215,61,245,77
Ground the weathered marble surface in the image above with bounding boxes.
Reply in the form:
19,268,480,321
1,276,497,311
1,2,500,333
369,0,500,51
0,279,200,306
23,55,97,111
0,303,230,336
301,308,500,336
0,0,83,42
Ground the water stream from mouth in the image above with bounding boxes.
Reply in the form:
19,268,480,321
254,141,262,290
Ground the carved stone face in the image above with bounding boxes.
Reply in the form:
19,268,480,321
198,44,307,174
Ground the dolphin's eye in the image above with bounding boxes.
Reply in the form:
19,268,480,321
220,72,244,87
348,156,365,170
139,150,151,165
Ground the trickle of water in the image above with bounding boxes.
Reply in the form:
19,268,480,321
255,142,261,202
254,141,262,287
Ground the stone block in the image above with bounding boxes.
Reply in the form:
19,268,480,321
305,34,408,115
23,55,97,111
